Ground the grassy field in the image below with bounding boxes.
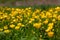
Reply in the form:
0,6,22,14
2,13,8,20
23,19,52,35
0,6,60,40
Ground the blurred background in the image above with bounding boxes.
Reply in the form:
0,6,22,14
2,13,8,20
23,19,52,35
0,0,60,6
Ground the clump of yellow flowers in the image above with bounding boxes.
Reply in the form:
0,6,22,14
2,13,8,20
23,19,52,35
33,23,42,29
47,31,54,37
0,7,60,39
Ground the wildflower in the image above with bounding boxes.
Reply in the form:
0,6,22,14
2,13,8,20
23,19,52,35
33,23,42,29
48,23,54,27
49,9,53,12
43,19,48,24
30,18,35,21
0,28,3,32
32,13,36,17
17,23,22,26
29,21,32,23
57,15,60,20
3,14,7,18
10,24,15,28
15,26,20,30
47,31,54,37
46,12,52,18
22,24,25,27
45,27,53,32
29,18,35,23
35,9,40,13
12,8,15,11
4,30,11,33
45,23,54,32
4,26,8,29
13,19,18,22
54,11,58,13
28,7,31,9
45,23,53,32
0,16,3,19
55,7,60,11
34,16,39,19
40,13,46,18
53,14,57,18
52,19,56,23
16,8,19,11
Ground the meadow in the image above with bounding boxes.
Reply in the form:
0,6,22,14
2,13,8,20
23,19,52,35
0,6,60,40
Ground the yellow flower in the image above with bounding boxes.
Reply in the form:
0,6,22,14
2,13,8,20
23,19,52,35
47,31,54,37
43,19,48,24
34,16,39,19
13,19,18,22
49,9,53,12
55,7,60,11
40,13,46,18
54,11,58,13
30,18,35,21
12,8,15,11
46,12,52,18
28,7,31,9
29,18,35,23
16,16,21,19
6,8,10,10
48,23,54,27
45,26,53,32
4,26,8,29
29,21,32,23
11,11,18,16
27,12,31,16
3,14,7,18
4,30,11,33
33,23,42,29
25,8,29,10
15,26,20,30
39,19,41,22
0,28,3,32
17,23,22,26
52,19,56,23
35,9,40,13
22,24,25,27
0,16,3,19
53,14,57,18
10,24,15,28
16,8,19,11
45,23,54,32
57,15,60,20
32,13,36,17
